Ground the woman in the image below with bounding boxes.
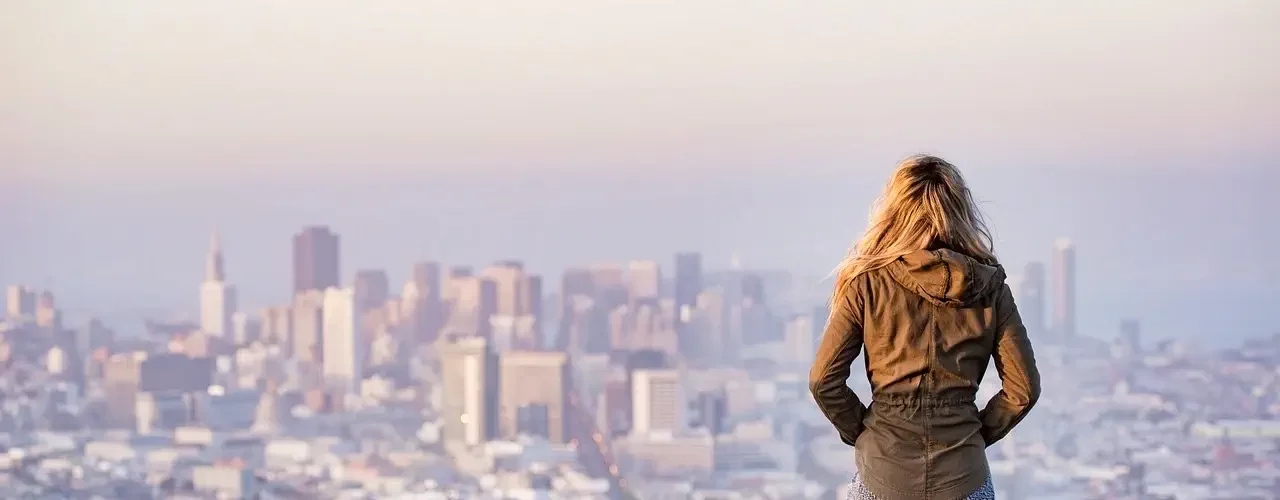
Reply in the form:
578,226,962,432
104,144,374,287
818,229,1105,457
809,155,1041,500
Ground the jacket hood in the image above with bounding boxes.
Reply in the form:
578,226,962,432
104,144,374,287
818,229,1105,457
887,248,1007,307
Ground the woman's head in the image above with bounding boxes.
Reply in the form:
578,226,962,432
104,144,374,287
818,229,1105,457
833,155,997,289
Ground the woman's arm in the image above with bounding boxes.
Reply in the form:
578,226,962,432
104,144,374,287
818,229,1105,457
978,284,1042,446
808,279,869,446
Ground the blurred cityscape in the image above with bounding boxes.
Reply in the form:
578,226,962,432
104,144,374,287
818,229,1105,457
0,227,1277,499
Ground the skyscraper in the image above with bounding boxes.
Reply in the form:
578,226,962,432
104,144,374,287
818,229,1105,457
673,252,703,324
291,291,325,364
321,287,361,393
292,226,340,295
1020,262,1047,335
200,231,237,337
352,269,390,311
440,337,499,446
631,368,686,435
1052,238,1077,339
627,260,662,302
498,350,571,443
4,285,36,319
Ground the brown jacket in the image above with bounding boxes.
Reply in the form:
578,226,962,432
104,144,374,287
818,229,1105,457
809,249,1040,500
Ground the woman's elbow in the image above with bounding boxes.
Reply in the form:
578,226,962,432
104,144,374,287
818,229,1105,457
808,369,835,400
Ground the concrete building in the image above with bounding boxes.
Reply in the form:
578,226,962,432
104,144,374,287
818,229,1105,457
440,336,499,446
322,287,361,393
498,350,571,443
199,231,237,337
632,368,686,435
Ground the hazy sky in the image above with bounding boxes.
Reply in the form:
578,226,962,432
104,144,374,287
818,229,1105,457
3,2,1279,344
4,0,1277,186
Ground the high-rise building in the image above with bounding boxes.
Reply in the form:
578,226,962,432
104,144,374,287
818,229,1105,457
292,226,341,295
684,289,727,364
258,306,292,348
291,291,325,364
1051,238,1077,339
674,252,703,324
4,285,36,319
1019,262,1047,335
34,291,61,329
103,352,145,428
558,267,597,352
439,337,499,446
200,231,238,337
353,269,390,311
631,368,686,435
498,350,571,443
480,262,543,348
627,260,662,302
321,287,362,393
443,275,498,339
401,262,445,346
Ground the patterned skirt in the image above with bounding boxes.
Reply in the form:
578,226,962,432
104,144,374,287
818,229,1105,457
846,472,996,500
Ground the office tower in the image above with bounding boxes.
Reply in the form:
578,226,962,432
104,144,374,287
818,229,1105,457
498,350,571,443
443,275,499,339
291,291,325,364
695,389,727,435
685,289,726,364
258,306,292,348
230,312,260,345
199,231,238,337
609,297,678,356
412,261,443,298
1020,262,1047,335
322,287,361,393
480,262,543,348
292,226,341,295
5,285,36,318
34,291,61,329
558,267,596,351
353,269,390,311
674,252,703,324
440,337,499,446
631,368,686,435
405,261,445,343
1052,238,1077,339
103,352,145,428
559,294,602,354
627,260,662,302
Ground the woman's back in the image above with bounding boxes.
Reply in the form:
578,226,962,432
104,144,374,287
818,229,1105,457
809,155,1041,500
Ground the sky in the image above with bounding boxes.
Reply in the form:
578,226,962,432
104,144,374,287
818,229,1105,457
2,1,1279,343
3,0,1277,185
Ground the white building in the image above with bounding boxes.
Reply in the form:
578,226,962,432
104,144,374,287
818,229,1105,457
200,231,238,337
322,287,361,393
440,337,496,446
633,368,686,435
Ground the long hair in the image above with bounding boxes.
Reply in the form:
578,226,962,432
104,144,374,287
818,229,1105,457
830,155,997,302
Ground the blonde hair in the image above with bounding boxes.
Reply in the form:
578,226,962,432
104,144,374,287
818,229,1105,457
831,155,997,300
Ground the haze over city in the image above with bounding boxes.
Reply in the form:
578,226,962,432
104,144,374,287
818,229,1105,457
4,0,1279,341
3,1,1280,499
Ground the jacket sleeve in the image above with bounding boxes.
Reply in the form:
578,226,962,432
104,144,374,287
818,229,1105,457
978,284,1042,447
808,277,869,446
